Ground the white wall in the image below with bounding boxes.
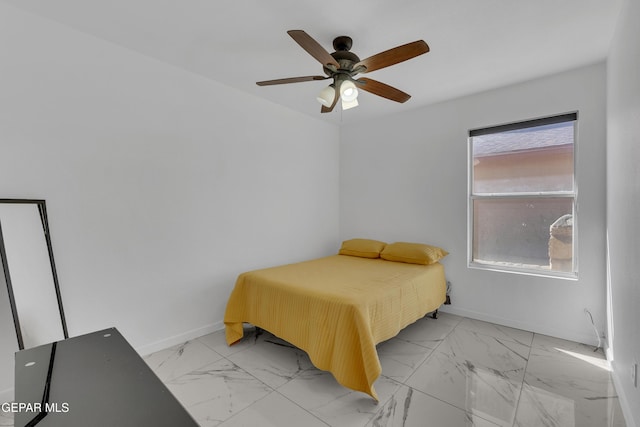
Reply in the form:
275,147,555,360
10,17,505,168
606,0,640,424
0,3,340,403
340,63,607,346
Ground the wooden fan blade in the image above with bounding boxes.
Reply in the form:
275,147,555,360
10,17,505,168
321,81,340,113
355,40,429,73
354,78,411,103
256,76,329,86
287,30,340,69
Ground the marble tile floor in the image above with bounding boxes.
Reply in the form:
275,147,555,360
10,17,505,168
0,313,627,427
0,409,11,427
144,313,626,427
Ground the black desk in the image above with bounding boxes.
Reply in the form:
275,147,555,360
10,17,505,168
14,328,198,427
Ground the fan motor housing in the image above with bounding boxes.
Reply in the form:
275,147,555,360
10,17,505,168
331,50,360,64
332,36,360,63
324,36,360,76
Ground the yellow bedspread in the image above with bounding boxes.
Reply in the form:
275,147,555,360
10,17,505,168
224,255,446,400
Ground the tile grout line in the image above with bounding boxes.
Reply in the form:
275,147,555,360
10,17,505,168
387,315,486,424
401,316,526,427
200,330,333,427
509,332,536,427
399,315,463,388
153,333,275,426
269,389,334,427
402,317,469,417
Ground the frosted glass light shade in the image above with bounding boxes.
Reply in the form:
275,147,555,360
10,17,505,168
340,80,359,102
316,85,335,107
341,97,359,110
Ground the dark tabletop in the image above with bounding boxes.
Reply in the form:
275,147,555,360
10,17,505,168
14,327,198,427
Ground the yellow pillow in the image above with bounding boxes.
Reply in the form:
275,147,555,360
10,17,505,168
380,242,448,265
339,239,387,259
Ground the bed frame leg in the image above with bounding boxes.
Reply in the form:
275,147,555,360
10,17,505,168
431,309,438,319
253,326,264,342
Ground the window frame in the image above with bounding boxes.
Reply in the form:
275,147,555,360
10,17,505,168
467,112,579,280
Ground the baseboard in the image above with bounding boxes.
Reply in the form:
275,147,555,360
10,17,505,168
439,306,600,347
605,345,614,363
135,320,225,356
609,360,638,427
0,387,13,405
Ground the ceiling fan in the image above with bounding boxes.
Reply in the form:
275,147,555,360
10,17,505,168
256,30,430,113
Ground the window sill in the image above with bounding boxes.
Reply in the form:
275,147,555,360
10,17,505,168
468,260,578,281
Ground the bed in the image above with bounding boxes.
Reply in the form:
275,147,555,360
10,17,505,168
224,240,448,400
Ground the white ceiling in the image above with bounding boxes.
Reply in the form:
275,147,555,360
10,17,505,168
3,0,623,124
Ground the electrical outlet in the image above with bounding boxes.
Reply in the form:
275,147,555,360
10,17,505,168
633,361,638,388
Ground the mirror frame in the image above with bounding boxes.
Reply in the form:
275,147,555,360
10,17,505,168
0,199,68,350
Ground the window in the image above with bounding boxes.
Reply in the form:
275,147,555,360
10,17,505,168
468,113,577,278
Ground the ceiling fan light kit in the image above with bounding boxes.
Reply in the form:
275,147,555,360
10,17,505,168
257,30,429,113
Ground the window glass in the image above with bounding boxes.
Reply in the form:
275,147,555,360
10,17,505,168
472,122,574,193
469,114,576,277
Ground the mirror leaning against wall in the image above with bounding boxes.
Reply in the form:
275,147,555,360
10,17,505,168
0,199,68,350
